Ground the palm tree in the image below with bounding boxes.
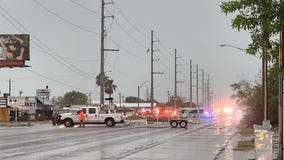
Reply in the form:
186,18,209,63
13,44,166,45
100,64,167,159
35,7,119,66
96,73,117,97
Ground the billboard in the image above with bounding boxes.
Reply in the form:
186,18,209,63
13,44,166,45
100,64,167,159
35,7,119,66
36,89,50,98
0,34,30,67
7,96,25,106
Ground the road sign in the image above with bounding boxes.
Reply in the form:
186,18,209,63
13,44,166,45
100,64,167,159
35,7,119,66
7,96,25,106
0,97,7,108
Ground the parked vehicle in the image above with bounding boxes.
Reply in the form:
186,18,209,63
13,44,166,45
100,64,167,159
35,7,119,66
180,108,213,119
52,109,76,125
58,106,125,127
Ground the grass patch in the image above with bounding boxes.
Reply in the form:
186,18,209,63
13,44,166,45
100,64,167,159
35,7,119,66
234,139,255,150
238,124,254,136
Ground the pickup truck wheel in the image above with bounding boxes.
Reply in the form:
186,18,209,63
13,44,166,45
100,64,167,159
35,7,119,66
105,118,115,127
179,121,188,128
64,119,74,127
170,120,178,128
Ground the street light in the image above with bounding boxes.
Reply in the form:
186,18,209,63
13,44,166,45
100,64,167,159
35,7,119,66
138,81,148,113
220,44,268,123
220,44,246,52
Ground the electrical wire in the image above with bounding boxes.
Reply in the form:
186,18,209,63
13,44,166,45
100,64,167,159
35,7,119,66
36,0,148,63
68,0,150,56
33,46,100,62
114,19,148,49
67,0,193,97
158,39,190,79
109,37,148,61
33,0,99,35
113,3,150,40
69,0,100,16
25,68,92,92
0,5,97,82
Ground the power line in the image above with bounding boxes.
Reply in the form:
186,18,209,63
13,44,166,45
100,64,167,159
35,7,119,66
68,0,149,52
69,0,100,16
25,68,92,92
114,19,148,49
109,37,148,61
33,0,99,35
0,5,96,81
33,0,148,63
113,3,150,40
43,0,148,63
33,46,100,62
159,40,190,79
154,54,174,73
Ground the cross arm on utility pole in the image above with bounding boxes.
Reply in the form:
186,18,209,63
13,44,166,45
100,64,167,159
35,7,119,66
153,71,164,74
177,80,185,83
104,49,119,52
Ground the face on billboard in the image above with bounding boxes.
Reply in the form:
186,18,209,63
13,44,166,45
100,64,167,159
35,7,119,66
0,34,30,61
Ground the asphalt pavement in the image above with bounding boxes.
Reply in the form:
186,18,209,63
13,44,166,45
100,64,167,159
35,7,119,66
0,120,278,160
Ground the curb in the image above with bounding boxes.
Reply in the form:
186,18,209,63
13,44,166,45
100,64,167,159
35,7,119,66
0,122,34,127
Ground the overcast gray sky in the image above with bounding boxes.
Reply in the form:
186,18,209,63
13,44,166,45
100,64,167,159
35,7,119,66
0,0,261,104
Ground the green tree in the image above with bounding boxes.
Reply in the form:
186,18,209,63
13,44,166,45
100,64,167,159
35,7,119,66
268,64,279,125
125,96,147,103
221,0,284,126
167,96,186,108
96,73,117,97
220,0,281,61
59,90,88,105
230,79,263,126
51,96,64,105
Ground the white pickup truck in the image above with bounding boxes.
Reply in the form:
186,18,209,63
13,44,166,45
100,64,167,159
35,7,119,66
58,106,125,127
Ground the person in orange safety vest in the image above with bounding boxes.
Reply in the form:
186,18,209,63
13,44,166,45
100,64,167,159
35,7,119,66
79,109,85,127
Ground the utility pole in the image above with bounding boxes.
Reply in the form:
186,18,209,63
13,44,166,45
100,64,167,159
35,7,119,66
196,64,200,124
202,69,204,107
150,30,154,116
175,49,177,98
174,49,184,110
167,91,170,103
263,51,268,121
204,75,207,108
150,30,163,116
174,49,177,110
100,0,119,106
190,59,192,108
88,92,91,105
119,92,121,108
138,86,140,109
6,79,14,96
100,0,105,106
9,79,11,96
146,87,149,101
138,81,147,110
196,64,199,107
278,4,284,158
207,75,210,108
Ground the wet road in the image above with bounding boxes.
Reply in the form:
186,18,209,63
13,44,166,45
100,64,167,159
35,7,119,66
0,117,240,160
